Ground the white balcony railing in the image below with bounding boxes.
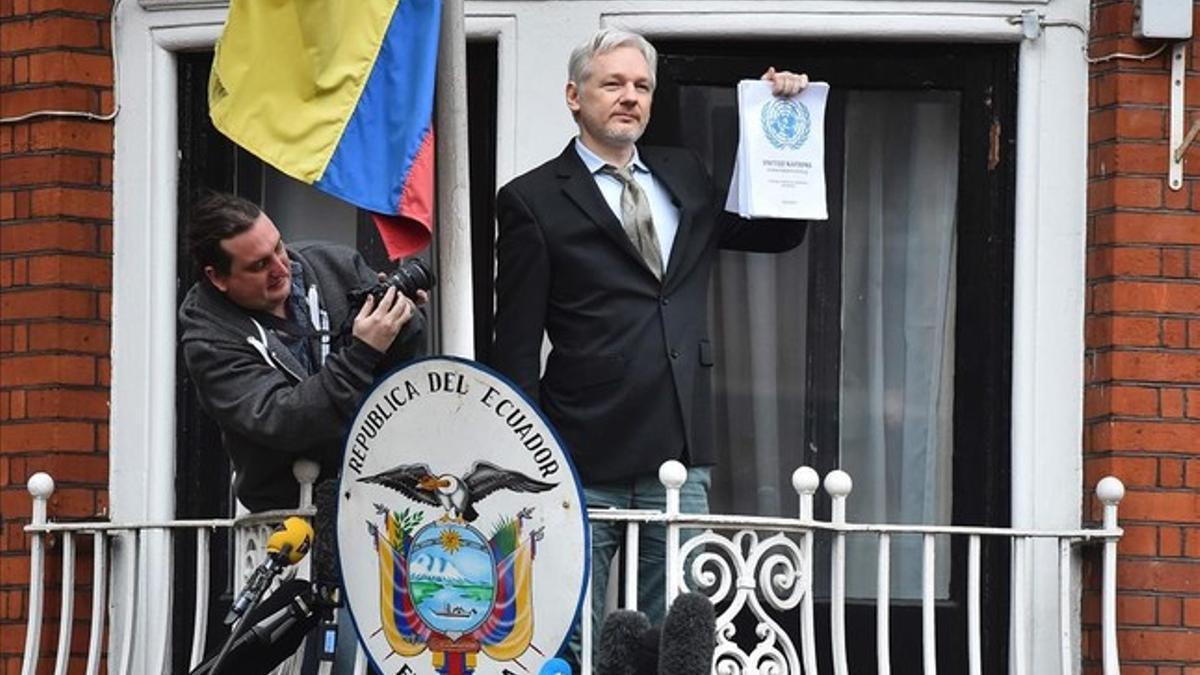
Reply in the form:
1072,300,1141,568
19,460,1125,675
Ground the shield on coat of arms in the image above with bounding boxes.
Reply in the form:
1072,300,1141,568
336,357,589,674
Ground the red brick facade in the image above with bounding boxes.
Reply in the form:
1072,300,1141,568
1086,1,1200,671
0,0,113,671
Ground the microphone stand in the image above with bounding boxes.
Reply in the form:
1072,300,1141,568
206,539,297,675
199,559,296,675
203,589,268,675
191,578,339,675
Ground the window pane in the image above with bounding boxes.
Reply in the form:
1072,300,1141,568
839,90,960,599
262,166,358,246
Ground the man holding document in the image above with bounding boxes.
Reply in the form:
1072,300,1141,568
490,27,814,644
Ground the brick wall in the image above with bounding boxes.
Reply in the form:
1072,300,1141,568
1086,0,1200,671
0,0,114,672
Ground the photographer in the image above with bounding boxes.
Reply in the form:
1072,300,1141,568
179,192,427,512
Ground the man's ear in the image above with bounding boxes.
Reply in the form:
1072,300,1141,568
204,265,229,293
565,81,581,114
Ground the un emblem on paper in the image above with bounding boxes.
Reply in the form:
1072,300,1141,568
761,97,812,150
337,357,589,675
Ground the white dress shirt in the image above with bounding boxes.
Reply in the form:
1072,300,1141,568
574,138,681,265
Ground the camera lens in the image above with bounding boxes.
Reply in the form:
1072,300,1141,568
388,258,435,299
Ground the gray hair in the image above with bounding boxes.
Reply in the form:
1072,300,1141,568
567,28,658,90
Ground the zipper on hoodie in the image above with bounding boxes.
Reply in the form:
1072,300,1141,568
268,350,304,382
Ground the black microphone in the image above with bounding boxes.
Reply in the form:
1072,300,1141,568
312,479,341,587
225,517,314,625
635,624,660,675
596,609,650,675
311,479,342,664
189,579,324,675
656,592,716,675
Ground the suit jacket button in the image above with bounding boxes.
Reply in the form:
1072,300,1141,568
670,349,680,359
660,296,670,306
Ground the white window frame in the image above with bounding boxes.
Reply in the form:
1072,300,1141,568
111,0,1087,670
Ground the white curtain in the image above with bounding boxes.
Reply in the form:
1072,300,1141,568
839,90,959,599
694,81,812,519
709,243,809,518
706,88,960,600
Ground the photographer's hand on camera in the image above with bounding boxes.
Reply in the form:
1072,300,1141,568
353,286,415,353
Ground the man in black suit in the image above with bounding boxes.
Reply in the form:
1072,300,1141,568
490,27,809,640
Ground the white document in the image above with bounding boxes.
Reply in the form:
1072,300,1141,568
726,80,830,220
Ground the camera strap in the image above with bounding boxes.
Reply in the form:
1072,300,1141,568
246,308,333,377
307,284,330,365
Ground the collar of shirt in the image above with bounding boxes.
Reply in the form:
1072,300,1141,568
573,137,650,176
278,261,317,375
573,137,680,264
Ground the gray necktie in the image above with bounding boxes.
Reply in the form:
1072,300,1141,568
601,164,663,279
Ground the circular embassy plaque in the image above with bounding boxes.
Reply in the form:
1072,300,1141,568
336,357,589,674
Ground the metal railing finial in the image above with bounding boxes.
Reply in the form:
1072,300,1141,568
1096,477,1125,527
825,469,852,675
293,459,321,510
27,472,55,505
791,466,820,497
658,459,688,490
660,460,687,608
22,472,55,675
793,466,820,674
823,469,853,501
1097,475,1125,675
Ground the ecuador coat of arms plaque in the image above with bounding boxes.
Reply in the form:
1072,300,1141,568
336,357,589,675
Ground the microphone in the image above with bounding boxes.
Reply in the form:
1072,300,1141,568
190,579,324,675
538,657,573,675
595,609,650,675
656,592,715,675
310,480,342,665
225,517,313,625
635,624,660,675
312,480,341,587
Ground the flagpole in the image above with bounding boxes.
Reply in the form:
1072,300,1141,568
435,0,475,358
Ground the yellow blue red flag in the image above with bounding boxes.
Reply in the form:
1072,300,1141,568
209,0,441,259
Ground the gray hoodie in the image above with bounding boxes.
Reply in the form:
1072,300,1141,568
178,241,425,511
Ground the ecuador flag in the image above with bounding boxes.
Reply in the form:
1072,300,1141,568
209,0,441,259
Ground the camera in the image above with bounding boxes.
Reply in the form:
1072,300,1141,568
348,258,436,309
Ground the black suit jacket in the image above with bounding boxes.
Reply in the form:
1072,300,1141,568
490,142,807,485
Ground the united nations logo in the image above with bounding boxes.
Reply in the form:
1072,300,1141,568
761,97,812,150
338,358,588,675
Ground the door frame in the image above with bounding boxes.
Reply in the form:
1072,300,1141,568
112,2,1089,670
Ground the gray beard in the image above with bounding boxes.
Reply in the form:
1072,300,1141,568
600,125,644,146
